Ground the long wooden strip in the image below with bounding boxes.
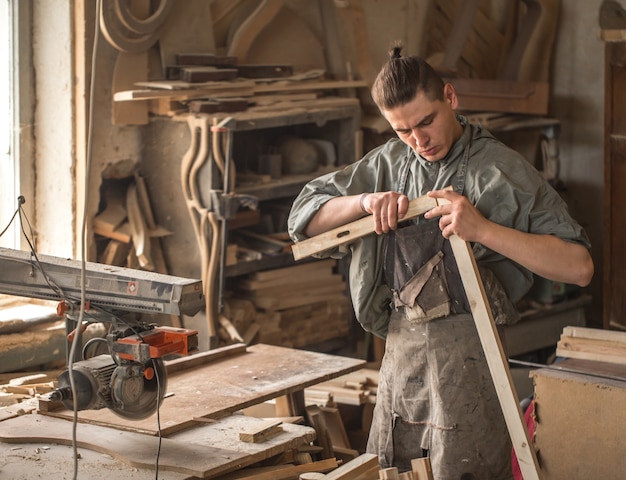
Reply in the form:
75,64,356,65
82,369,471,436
291,194,439,260
556,335,626,365
562,325,626,343
448,235,541,480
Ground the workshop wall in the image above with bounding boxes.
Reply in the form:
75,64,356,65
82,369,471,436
45,0,605,328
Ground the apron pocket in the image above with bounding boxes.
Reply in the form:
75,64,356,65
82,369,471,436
389,413,429,473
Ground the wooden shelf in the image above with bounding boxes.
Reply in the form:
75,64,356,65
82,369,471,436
236,166,341,201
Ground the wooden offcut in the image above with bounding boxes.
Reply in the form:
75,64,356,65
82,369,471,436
239,419,283,443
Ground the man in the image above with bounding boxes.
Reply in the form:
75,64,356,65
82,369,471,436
288,47,593,479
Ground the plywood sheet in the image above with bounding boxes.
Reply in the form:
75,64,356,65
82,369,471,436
0,413,315,479
43,344,365,436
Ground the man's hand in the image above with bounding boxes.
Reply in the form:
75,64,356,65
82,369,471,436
424,189,488,241
361,191,410,235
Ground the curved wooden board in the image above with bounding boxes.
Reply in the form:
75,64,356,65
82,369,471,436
0,414,243,477
227,0,285,60
0,413,316,478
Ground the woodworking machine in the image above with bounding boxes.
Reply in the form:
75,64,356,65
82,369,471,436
0,247,204,419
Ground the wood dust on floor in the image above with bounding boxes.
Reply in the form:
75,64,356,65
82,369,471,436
0,441,190,480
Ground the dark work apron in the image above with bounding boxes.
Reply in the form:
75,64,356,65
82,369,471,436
366,144,513,480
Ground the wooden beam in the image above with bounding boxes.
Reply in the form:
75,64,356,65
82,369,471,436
448,235,541,479
291,193,439,261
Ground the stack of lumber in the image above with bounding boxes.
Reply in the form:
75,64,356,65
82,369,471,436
114,65,366,118
227,259,352,349
0,371,59,408
306,369,379,408
304,368,380,457
556,326,626,364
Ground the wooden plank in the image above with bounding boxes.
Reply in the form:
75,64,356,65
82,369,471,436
42,344,365,436
324,453,379,480
291,193,440,260
410,457,433,480
556,335,626,365
448,78,549,116
562,325,626,343
164,342,247,374
448,235,541,480
250,259,335,282
239,419,283,443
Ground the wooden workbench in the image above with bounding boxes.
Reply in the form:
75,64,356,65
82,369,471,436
0,343,366,478
39,343,365,435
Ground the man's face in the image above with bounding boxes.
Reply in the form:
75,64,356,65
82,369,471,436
382,83,463,162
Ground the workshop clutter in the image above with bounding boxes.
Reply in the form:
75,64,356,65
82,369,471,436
222,259,353,349
93,173,172,273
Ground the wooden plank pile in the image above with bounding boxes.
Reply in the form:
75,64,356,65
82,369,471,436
225,259,353,349
93,173,173,274
0,371,59,408
114,60,366,119
530,326,626,479
305,368,378,408
556,326,626,365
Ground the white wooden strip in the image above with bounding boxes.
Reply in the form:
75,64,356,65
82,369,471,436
291,194,439,261
449,235,542,480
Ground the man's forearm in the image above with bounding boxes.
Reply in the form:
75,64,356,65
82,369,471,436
303,195,365,237
479,222,594,287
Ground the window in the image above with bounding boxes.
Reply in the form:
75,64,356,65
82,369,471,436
0,0,16,248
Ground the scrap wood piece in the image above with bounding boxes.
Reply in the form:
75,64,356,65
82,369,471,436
179,66,239,82
219,314,245,343
216,458,339,480
306,405,334,459
324,453,380,480
237,64,294,78
114,82,257,101
379,467,400,480
126,183,153,270
93,195,127,233
94,221,132,243
239,418,283,443
410,457,433,480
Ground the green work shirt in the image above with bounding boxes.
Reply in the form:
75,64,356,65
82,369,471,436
288,118,591,337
